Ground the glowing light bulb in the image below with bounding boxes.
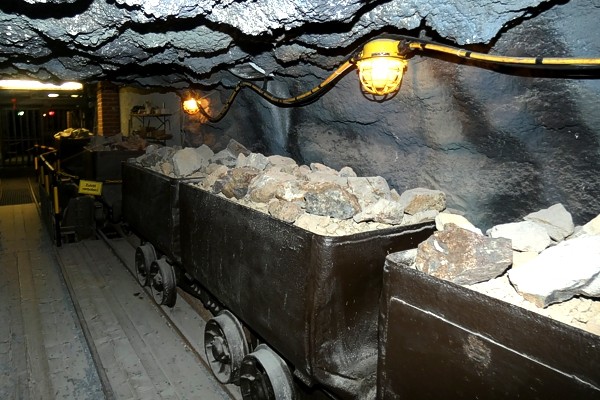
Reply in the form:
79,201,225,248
183,98,200,115
356,39,408,96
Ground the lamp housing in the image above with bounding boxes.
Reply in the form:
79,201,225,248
356,39,408,96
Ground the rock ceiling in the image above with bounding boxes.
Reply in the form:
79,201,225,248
0,0,548,88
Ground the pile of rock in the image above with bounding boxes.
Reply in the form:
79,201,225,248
131,140,446,236
412,205,600,335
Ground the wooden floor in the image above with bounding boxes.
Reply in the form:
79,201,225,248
0,176,237,400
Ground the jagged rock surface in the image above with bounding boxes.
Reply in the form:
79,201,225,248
0,0,547,86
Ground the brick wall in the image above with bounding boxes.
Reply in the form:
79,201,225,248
96,81,120,136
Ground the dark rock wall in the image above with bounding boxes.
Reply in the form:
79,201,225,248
194,0,600,230
1,0,598,230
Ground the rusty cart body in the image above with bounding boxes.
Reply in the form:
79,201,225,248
179,182,435,399
378,251,600,400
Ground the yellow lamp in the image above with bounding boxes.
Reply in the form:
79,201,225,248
356,39,407,96
183,97,200,115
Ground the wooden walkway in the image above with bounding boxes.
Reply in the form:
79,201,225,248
0,203,105,399
0,176,236,400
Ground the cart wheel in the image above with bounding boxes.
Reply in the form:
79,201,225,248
134,243,156,286
204,310,249,384
149,258,177,307
239,344,296,400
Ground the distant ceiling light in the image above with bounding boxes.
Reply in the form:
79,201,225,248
17,111,24,116
182,97,200,115
48,93,59,98
70,94,80,98
356,39,408,96
0,79,83,91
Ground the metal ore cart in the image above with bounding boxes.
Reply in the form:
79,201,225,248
179,182,435,399
122,162,201,306
378,251,600,400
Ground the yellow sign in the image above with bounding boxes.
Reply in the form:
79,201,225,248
78,180,103,196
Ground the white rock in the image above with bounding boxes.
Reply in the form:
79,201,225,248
582,214,600,235
172,147,206,176
511,251,538,269
508,235,600,307
488,220,551,252
435,212,482,235
195,144,215,160
524,203,574,241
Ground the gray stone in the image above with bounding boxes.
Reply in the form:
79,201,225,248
210,149,238,167
237,153,270,171
172,147,208,176
201,165,229,192
524,203,574,241
309,162,337,174
508,235,600,307
160,161,173,176
275,180,307,202
415,223,513,285
293,165,312,180
304,182,360,220
339,166,358,178
306,171,348,187
226,138,251,157
138,152,162,168
398,188,446,215
145,144,158,154
267,199,304,223
347,176,392,209
267,154,297,166
488,221,551,253
156,146,176,160
353,198,404,224
294,213,332,235
402,210,439,225
195,144,214,161
247,170,296,203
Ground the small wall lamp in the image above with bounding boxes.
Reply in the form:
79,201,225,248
183,36,600,122
182,97,200,115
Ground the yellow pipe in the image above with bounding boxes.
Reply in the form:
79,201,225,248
53,186,60,215
44,174,50,195
34,156,38,171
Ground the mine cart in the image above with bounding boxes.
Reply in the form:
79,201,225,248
378,251,600,399
122,162,201,306
178,182,435,400
82,148,143,222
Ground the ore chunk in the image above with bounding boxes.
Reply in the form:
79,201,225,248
398,188,446,215
415,223,512,285
304,182,360,220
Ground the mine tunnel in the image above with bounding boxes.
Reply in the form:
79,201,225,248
0,1,599,399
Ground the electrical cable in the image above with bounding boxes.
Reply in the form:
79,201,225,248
196,60,356,123
407,41,600,67
190,35,600,123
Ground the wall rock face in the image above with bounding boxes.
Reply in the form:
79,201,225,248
1,0,599,229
